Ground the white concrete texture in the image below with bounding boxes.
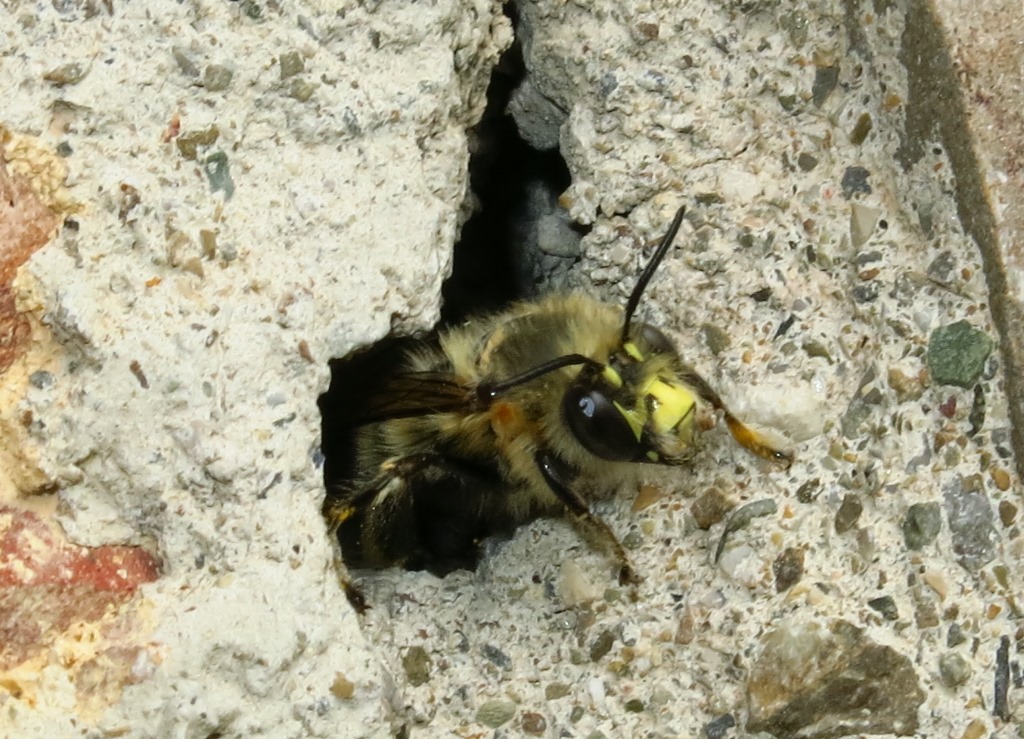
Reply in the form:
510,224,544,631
1,0,1020,737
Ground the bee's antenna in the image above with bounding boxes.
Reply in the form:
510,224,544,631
621,206,686,345
478,354,602,402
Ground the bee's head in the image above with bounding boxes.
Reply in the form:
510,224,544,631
563,322,712,464
560,206,713,465
553,205,790,468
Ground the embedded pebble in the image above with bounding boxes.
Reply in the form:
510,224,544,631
176,125,220,160
44,62,88,86
401,646,432,686
927,320,993,388
590,629,615,662
944,477,999,571
172,46,200,77
841,166,872,197
29,370,55,389
947,623,968,647
811,64,839,106
330,673,355,699
700,323,732,354
279,50,304,78
773,547,805,592
521,711,547,735
481,644,512,670
938,652,971,687
795,478,821,503
902,502,942,549
867,595,898,621
994,636,1011,720
203,64,234,92
204,152,235,198
703,713,736,739
476,699,516,728
834,494,864,534
747,619,924,736
797,153,818,171
691,486,733,529
850,202,880,247
545,682,570,700
997,499,1017,527
850,112,873,144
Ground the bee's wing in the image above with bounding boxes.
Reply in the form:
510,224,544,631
353,371,475,425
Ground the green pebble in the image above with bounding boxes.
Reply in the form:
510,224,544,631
279,50,304,79
172,47,199,77
938,652,971,687
589,629,615,662
44,62,88,86
802,339,833,362
902,502,942,549
781,10,808,47
621,530,643,549
726,499,777,532
797,152,818,171
401,646,431,686
927,320,993,388
241,0,262,19
778,94,799,112
695,192,723,205
176,125,220,161
812,65,839,107
204,64,234,92
701,323,731,354
867,595,898,621
834,493,863,534
795,478,820,504
287,78,316,102
545,682,571,700
476,699,516,728
624,698,644,713
850,112,873,145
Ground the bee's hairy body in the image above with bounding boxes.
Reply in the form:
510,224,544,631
339,296,647,570
322,207,790,609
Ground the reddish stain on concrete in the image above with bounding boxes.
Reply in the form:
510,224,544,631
0,505,161,671
0,146,63,373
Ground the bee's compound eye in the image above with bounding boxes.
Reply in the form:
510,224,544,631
563,384,642,462
632,323,677,357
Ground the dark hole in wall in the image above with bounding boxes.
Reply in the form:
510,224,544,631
440,2,576,325
319,2,577,491
318,333,422,488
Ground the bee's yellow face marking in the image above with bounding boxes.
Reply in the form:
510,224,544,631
602,365,623,389
638,378,696,435
623,342,644,362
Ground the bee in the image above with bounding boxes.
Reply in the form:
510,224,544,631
321,206,791,611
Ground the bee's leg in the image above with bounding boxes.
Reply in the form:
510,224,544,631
323,495,371,614
324,454,498,598
678,366,794,468
535,450,642,586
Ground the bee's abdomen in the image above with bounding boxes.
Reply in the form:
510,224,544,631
336,453,515,577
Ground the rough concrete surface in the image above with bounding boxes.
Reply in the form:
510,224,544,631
1,1,509,736
1,0,1021,738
